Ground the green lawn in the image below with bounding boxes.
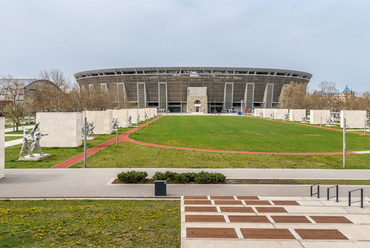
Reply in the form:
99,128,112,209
5,131,24,135
132,116,370,153
71,142,370,169
0,200,180,248
5,136,22,142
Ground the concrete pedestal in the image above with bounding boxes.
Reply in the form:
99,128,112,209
18,154,51,161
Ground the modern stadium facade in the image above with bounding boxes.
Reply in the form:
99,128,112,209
74,67,312,113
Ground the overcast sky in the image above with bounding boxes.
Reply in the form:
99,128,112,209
1,0,369,92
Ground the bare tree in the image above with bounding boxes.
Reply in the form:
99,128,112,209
278,82,308,109
0,76,34,131
35,69,72,112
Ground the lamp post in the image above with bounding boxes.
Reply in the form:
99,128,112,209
241,100,244,115
83,108,87,168
136,107,139,134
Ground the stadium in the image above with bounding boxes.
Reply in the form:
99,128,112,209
74,67,312,113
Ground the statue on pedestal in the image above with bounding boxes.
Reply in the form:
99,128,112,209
82,122,95,138
30,124,48,156
19,123,48,159
112,118,119,130
19,128,33,158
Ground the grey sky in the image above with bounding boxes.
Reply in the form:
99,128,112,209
1,0,369,92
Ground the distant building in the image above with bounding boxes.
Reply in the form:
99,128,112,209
335,85,354,102
75,67,312,113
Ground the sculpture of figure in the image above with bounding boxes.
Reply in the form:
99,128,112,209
89,122,95,136
128,115,132,124
301,114,306,122
112,118,119,130
326,117,334,125
30,125,48,156
82,122,95,137
19,128,34,158
283,113,289,120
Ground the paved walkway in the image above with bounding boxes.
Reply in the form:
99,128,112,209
1,169,370,199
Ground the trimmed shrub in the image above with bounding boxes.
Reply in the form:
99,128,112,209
194,171,226,184
152,172,165,180
152,171,225,184
117,170,148,183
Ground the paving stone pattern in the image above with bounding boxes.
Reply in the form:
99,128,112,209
181,195,370,248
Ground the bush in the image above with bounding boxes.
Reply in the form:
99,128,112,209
152,171,225,184
194,171,226,184
117,170,148,183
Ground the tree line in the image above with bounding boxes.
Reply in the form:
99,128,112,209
279,81,370,112
0,69,134,131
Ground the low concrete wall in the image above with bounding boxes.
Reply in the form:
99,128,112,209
138,109,146,120
341,110,367,128
262,109,275,118
0,118,4,179
36,112,82,147
275,109,289,120
254,109,264,117
111,109,129,128
127,109,139,125
289,109,306,122
86,111,113,134
310,110,330,124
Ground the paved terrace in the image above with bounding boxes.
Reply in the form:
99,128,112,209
1,169,370,199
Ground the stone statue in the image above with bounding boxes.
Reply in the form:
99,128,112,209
19,123,48,158
30,124,48,156
301,114,307,122
82,122,95,137
19,128,34,158
326,117,335,125
128,115,132,124
283,113,289,120
112,118,119,130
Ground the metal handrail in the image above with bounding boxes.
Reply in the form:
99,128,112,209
310,183,320,198
349,188,364,208
327,185,339,202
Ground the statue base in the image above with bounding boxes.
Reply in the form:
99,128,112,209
18,154,51,161
82,137,96,140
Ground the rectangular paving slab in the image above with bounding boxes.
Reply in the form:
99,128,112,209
236,196,259,200
244,200,271,205
185,207,218,212
295,229,348,240
310,216,353,224
271,215,311,223
228,215,270,223
220,207,254,213
214,200,243,205
186,215,225,222
210,196,235,200
184,200,212,205
186,227,238,238
184,196,208,200
256,207,287,213
241,228,295,239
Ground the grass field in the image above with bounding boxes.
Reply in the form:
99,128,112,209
71,141,370,169
5,136,22,142
0,200,180,247
132,116,370,153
